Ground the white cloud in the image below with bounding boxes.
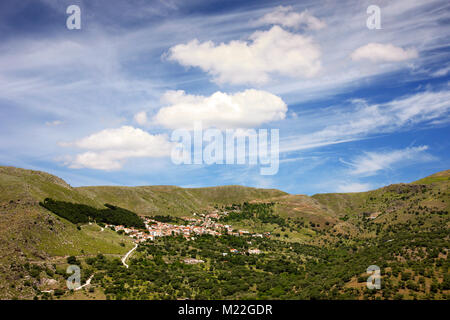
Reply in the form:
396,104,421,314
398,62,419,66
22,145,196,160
262,0,448,102
167,25,321,85
281,89,450,153
1,0,448,181
45,120,63,126
336,182,373,193
351,43,418,62
153,89,287,129
256,6,326,30
431,66,450,77
388,89,450,124
134,111,148,126
346,146,434,177
60,126,174,170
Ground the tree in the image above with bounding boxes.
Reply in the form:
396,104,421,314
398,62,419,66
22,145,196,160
67,256,78,265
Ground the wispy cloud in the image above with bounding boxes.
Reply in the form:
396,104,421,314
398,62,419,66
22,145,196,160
431,66,450,77
336,182,373,193
280,89,450,153
255,6,326,30
0,0,449,192
263,0,450,102
344,146,435,177
45,120,63,126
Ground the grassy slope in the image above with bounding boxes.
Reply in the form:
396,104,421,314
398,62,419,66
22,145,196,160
0,167,134,257
0,166,290,263
0,167,131,299
311,170,450,239
76,185,287,217
413,169,450,184
272,194,337,225
312,170,450,218
0,202,134,298
0,166,99,206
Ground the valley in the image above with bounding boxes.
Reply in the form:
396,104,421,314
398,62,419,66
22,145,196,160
0,166,448,300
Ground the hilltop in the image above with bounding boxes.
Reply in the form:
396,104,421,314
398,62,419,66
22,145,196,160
77,184,287,217
0,166,287,215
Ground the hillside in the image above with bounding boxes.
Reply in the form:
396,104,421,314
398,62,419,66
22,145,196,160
412,169,450,185
312,170,450,239
77,185,287,217
0,166,287,218
0,166,292,299
0,166,448,300
0,166,98,206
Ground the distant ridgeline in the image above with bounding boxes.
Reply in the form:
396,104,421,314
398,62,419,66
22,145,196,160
39,198,145,229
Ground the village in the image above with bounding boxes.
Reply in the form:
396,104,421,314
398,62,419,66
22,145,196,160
104,211,267,264
105,211,269,246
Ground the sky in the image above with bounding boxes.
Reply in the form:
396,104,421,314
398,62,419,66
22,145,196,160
0,0,449,195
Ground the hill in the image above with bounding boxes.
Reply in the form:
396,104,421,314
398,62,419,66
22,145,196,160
77,184,287,217
412,169,450,185
311,169,450,239
0,165,287,219
0,166,291,298
0,166,448,300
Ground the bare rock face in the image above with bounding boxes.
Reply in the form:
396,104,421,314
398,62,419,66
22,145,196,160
40,278,59,289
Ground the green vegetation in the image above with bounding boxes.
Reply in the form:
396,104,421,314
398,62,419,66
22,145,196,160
413,170,450,185
39,198,145,228
148,215,187,225
76,226,448,300
221,202,285,226
0,166,448,300
76,185,287,217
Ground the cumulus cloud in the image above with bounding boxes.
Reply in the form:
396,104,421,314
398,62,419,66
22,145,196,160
345,146,434,177
167,25,321,85
256,6,326,30
351,43,418,62
153,89,287,129
336,182,373,193
60,126,174,170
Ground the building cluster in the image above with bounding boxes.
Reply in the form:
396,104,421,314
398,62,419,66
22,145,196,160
105,212,258,244
248,248,262,255
183,258,204,264
224,248,261,255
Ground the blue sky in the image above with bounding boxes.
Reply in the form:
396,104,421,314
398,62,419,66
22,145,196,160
0,0,449,194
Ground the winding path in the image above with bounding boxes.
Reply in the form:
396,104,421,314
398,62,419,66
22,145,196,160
121,243,138,268
40,273,94,293
74,274,94,291
41,242,138,294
